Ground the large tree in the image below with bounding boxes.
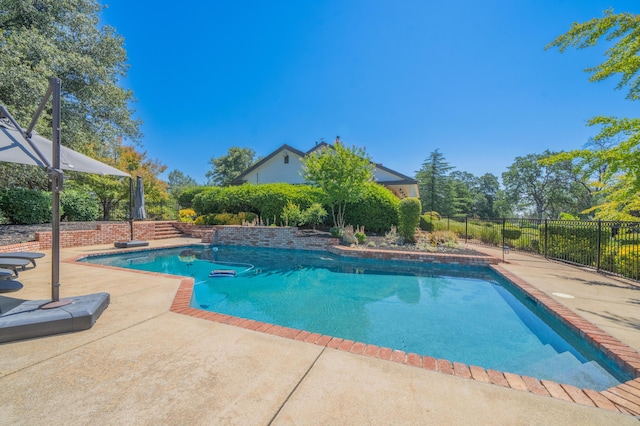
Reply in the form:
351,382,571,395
206,147,256,186
0,0,141,199
502,151,588,219
447,171,502,218
415,149,454,216
167,170,198,216
546,8,640,219
302,141,374,229
74,143,167,220
0,0,140,151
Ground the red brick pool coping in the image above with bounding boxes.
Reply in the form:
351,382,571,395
70,244,640,416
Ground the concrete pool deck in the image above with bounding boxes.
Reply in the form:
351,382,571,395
1,238,639,424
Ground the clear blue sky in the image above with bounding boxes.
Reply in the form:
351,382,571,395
101,0,640,184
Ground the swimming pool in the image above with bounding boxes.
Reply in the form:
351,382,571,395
81,244,631,390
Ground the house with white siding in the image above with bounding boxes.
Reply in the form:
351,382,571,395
231,141,419,199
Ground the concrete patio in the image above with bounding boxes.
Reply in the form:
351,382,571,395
1,238,639,425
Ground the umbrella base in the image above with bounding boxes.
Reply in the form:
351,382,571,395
0,292,110,343
114,240,149,249
40,299,72,309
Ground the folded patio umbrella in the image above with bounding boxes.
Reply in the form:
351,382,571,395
133,175,146,220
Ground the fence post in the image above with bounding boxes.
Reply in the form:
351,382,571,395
465,216,468,244
544,219,548,258
596,219,602,272
502,218,506,254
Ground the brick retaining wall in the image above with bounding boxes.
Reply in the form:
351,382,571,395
173,223,339,251
1,222,168,252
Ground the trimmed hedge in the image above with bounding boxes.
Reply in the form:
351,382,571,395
544,224,609,267
343,183,399,233
192,183,324,225
501,228,522,240
192,182,399,233
398,197,421,242
177,186,207,208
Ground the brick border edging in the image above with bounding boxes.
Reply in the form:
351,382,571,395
169,277,640,415
68,243,640,416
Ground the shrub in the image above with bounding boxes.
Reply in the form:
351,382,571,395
355,229,367,244
179,208,196,223
212,213,240,225
423,211,441,220
193,183,324,225
281,201,305,226
252,184,323,224
343,183,399,233
0,188,53,224
330,227,343,238
177,186,207,208
397,198,421,243
193,212,258,226
60,189,100,221
501,229,522,240
385,225,402,245
544,224,609,266
237,212,258,224
194,214,217,225
419,215,434,232
192,187,224,215
430,230,459,246
303,203,327,229
342,225,357,244
192,182,398,232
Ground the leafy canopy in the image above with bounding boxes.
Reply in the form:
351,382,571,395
0,0,141,154
502,151,588,220
0,0,152,221
546,8,640,219
302,141,374,229
206,147,256,186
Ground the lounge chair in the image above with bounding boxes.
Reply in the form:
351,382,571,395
0,268,17,279
0,279,23,293
0,252,45,268
0,258,31,277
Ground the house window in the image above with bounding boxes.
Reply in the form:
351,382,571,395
284,154,289,164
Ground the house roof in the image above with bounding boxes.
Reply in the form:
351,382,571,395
231,142,418,185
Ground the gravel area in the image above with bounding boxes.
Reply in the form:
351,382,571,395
0,221,117,246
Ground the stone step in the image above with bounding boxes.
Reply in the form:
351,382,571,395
153,223,184,239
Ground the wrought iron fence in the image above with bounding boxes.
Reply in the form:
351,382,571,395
433,217,640,281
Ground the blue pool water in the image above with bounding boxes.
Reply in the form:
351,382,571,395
81,245,631,390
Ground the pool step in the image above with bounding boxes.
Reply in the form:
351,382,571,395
554,360,620,390
501,344,559,373
525,351,619,390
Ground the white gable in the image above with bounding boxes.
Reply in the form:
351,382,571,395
241,149,305,184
